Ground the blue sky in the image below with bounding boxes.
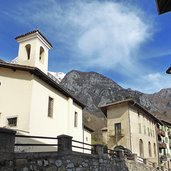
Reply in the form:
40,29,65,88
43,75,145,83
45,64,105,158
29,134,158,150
0,0,171,94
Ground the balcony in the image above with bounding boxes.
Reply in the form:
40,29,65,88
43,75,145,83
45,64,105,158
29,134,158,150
157,128,166,137
168,131,171,139
169,142,171,149
108,129,124,137
159,142,167,149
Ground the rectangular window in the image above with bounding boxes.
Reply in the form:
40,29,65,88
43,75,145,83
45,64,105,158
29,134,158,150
138,123,141,134
48,97,54,118
115,123,121,136
74,112,78,127
144,125,146,135
147,127,150,136
7,117,17,127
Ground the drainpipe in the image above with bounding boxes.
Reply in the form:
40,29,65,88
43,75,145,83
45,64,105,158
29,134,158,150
128,106,132,151
83,123,84,153
155,124,160,166
128,101,137,151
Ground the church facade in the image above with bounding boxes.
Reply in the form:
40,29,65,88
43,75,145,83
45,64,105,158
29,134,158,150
0,30,91,151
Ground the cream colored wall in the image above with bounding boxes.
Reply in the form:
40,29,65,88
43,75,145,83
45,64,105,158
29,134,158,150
28,75,84,146
83,129,92,153
17,37,49,74
68,102,83,141
105,102,158,164
0,68,87,151
129,107,158,164
0,68,32,132
102,130,108,144
107,104,131,149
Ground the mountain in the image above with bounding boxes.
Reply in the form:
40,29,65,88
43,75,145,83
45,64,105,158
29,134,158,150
142,89,171,120
48,71,65,83
60,70,171,123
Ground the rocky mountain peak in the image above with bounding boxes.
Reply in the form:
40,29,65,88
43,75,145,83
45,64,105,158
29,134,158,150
60,70,171,122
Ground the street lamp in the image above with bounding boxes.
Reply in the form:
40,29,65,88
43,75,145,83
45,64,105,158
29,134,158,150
166,66,171,74
156,0,171,15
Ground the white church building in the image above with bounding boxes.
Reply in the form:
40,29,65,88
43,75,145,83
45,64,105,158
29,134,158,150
0,30,92,151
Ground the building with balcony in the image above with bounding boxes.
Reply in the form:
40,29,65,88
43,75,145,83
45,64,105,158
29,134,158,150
157,120,171,170
100,99,159,164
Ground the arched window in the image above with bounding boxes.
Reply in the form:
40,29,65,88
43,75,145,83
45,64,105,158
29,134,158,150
25,44,31,60
39,46,44,62
148,141,152,157
154,143,156,156
139,139,144,157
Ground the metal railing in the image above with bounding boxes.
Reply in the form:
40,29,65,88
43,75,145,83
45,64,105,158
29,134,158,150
137,156,144,163
72,139,94,153
14,134,159,169
15,134,58,147
15,134,94,154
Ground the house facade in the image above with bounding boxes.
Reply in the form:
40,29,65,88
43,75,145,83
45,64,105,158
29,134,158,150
157,120,171,170
0,30,91,150
101,99,159,164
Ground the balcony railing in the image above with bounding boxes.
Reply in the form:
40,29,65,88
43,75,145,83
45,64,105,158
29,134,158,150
157,128,165,137
169,142,171,149
158,142,167,149
168,131,171,139
108,129,124,137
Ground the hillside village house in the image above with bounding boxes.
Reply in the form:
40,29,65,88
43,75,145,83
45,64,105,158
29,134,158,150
100,99,159,164
0,30,92,151
157,120,171,170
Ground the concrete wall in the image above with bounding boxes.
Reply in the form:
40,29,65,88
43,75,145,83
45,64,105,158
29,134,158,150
0,68,32,133
0,67,89,149
17,32,50,74
105,102,158,164
29,75,84,145
107,103,131,149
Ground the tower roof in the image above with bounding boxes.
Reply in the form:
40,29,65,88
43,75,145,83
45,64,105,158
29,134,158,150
15,30,53,48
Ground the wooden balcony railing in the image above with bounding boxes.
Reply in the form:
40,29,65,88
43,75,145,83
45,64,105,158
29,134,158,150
158,142,167,149
108,129,124,137
168,131,171,139
157,128,165,137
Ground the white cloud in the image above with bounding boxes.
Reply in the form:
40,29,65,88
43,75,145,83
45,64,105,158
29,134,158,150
122,73,171,93
143,73,171,93
8,0,153,72
7,0,166,93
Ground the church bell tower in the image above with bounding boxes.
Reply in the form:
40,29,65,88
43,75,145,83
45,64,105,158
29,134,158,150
15,30,52,74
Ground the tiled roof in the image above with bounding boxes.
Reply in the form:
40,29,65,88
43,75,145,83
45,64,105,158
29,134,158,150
100,99,161,123
15,30,53,48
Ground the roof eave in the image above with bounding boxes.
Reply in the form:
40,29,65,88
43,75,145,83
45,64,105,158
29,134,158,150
0,62,85,108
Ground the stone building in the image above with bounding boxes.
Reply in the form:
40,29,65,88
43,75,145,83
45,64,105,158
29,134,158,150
0,30,92,151
100,99,159,164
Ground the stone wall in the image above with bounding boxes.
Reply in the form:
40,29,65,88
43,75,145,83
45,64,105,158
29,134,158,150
0,128,162,171
0,151,129,171
0,152,161,171
126,160,159,171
